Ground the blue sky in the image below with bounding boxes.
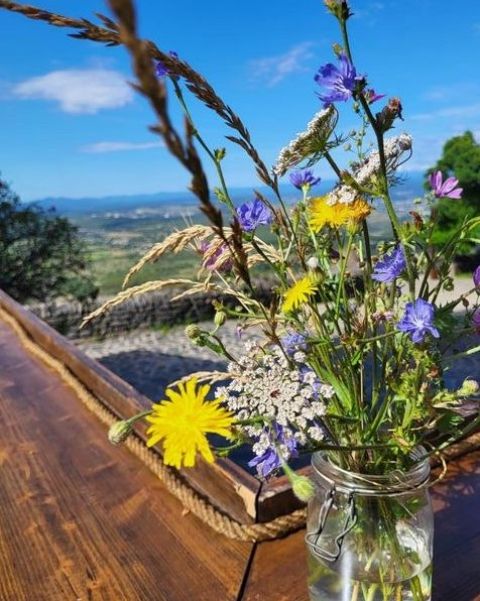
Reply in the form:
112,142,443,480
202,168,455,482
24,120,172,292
0,0,479,201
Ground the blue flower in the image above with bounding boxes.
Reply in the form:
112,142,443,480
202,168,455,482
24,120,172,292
281,332,308,356
248,424,298,477
289,170,321,190
314,53,362,107
372,245,406,283
397,299,440,343
155,51,179,78
236,197,273,232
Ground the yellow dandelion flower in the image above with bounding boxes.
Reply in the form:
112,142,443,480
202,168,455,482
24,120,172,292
309,196,351,231
145,377,234,469
282,275,317,313
308,196,371,232
347,198,372,224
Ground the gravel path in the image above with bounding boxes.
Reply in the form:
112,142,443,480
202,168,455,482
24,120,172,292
76,278,480,401
76,321,257,400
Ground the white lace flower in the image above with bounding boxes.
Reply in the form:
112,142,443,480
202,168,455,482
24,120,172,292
273,106,338,176
215,344,330,444
326,133,413,204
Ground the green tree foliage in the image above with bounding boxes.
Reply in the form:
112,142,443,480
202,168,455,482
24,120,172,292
428,131,480,251
0,176,98,303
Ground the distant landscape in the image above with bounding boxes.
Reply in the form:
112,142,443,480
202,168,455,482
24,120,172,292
31,173,426,296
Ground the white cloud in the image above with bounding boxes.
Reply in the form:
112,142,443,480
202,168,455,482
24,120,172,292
411,103,480,121
248,42,314,87
354,1,385,23
81,140,164,153
422,83,480,102
13,68,133,114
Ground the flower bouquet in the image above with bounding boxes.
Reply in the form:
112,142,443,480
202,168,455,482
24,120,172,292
68,1,480,600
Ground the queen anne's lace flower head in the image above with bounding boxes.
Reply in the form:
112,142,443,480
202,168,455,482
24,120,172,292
216,343,332,465
327,133,413,204
274,106,338,176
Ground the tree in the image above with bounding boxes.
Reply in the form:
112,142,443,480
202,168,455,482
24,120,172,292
0,176,98,303
427,131,480,252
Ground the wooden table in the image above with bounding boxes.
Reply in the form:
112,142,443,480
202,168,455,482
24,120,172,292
1,301,479,600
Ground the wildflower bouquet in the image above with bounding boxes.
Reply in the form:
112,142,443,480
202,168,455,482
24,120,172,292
101,0,480,483
68,0,480,599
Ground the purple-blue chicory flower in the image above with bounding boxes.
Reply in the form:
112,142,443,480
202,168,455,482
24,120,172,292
365,88,386,104
429,171,463,199
248,424,298,477
472,309,480,334
474,266,480,289
236,197,273,232
289,170,321,190
397,299,440,343
155,51,179,77
314,53,363,107
281,332,308,356
372,245,407,283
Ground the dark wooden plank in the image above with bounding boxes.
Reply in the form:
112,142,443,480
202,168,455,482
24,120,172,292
0,290,261,524
242,532,308,601
431,452,480,601
0,317,252,600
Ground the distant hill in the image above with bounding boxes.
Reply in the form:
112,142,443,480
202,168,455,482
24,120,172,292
29,191,200,215
29,172,425,216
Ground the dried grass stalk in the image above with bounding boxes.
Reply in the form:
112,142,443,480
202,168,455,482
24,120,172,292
81,278,196,327
169,371,229,388
170,282,220,302
123,224,213,287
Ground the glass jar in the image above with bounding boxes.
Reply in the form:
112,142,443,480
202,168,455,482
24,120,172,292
306,449,434,601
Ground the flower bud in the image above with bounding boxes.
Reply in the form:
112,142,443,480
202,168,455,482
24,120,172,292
459,379,480,397
291,474,316,502
108,420,132,445
185,324,202,340
214,147,226,161
443,278,454,291
376,97,403,133
307,256,320,271
214,310,227,327
325,0,352,21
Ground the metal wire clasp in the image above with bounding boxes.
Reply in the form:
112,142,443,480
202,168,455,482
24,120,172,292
305,486,357,563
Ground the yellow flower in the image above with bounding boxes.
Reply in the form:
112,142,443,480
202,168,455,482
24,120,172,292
282,275,317,313
145,377,234,468
347,198,372,225
309,196,371,232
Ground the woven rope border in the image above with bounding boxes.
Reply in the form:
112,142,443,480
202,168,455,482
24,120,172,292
0,306,306,542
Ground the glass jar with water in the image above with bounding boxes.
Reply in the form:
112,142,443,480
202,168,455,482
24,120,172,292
306,449,433,601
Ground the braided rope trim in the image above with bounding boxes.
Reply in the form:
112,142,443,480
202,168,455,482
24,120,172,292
0,307,306,542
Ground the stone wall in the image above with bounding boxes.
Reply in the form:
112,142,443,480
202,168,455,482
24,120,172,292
27,283,273,339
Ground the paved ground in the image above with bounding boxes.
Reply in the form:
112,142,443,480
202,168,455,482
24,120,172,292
76,320,254,400
76,278,479,402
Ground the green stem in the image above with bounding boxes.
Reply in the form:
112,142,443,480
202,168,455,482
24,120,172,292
335,231,355,318
172,79,235,210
